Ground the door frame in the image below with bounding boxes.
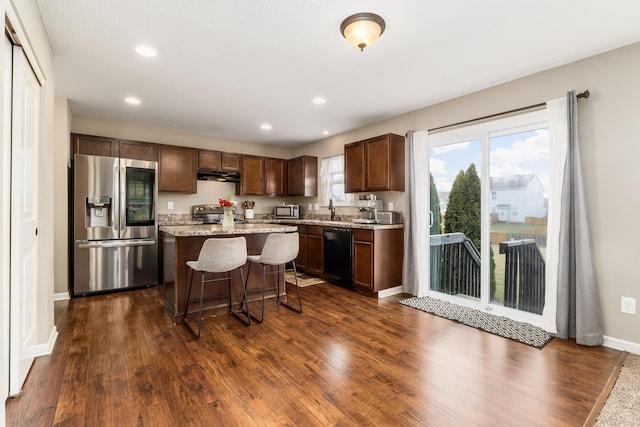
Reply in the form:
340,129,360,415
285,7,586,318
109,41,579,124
427,110,548,326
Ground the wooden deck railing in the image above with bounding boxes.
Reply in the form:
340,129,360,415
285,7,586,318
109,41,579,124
499,239,545,314
430,233,481,298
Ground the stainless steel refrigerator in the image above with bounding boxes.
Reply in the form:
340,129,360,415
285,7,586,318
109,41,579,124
73,154,158,295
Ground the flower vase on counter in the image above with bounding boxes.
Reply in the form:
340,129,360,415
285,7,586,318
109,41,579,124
219,194,237,230
222,207,234,230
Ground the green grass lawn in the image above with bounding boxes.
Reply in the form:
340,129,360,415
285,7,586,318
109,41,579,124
490,222,542,233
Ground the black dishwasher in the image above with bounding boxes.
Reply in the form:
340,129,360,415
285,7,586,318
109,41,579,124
323,227,354,289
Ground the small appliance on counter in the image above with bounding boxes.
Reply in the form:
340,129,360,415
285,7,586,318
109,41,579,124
192,204,246,224
376,211,402,225
353,194,382,224
274,204,300,219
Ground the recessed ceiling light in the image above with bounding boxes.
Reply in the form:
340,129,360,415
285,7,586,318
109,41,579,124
125,97,141,105
313,97,327,104
260,123,272,130
135,45,157,57
323,131,329,135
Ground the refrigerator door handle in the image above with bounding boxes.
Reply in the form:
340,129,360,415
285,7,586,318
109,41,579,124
76,239,157,249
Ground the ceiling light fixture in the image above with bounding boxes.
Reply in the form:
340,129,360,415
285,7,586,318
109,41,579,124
260,123,272,131
124,97,141,105
313,97,327,105
340,12,386,52
135,45,157,57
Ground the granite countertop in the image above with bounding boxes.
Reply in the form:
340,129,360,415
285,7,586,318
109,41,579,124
246,219,404,230
158,220,203,226
160,223,297,237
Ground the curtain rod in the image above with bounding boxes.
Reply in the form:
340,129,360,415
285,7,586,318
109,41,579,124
428,90,590,133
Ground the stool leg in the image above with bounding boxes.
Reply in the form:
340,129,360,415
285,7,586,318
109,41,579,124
195,272,206,338
230,267,250,326
247,263,266,323
277,261,302,313
241,262,252,317
226,271,232,311
183,267,195,324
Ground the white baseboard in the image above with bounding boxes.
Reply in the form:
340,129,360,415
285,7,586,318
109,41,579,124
34,326,58,357
378,286,404,299
53,292,70,302
603,335,640,355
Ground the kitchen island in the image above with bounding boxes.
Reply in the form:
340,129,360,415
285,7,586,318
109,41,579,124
160,223,297,323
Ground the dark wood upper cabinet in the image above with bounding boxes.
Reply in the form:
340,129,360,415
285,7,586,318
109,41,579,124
238,155,286,196
287,155,318,197
345,133,405,193
344,141,366,193
239,155,265,195
265,157,285,196
198,150,241,172
71,133,119,157
158,145,197,193
221,152,241,171
198,149,221,170
119,139,157,162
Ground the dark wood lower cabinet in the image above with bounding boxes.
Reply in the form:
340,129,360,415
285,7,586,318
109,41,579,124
293,225,307,270
353,228,404,294
306,226,323,276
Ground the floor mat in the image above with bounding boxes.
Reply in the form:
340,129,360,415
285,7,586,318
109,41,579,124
399,296,552,348
284,272,326,287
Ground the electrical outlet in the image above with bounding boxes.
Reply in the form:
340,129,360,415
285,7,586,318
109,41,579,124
308,203,313,211
167,201,174,210
314,203,319,211
621,297,636,315
388,202,394,211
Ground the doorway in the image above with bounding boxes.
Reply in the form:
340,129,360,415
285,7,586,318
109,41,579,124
427,110,550,324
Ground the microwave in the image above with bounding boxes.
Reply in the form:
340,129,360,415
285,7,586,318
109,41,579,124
274,204,300,219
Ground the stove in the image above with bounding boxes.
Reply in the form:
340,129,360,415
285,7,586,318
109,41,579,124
192,204,247,224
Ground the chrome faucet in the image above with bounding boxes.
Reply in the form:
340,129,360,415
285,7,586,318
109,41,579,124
329,198,336,221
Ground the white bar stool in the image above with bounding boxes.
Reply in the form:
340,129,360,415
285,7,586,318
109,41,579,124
183,237,250,338
245,232,302,323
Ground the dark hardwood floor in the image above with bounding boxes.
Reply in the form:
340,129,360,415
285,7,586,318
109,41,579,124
6,283,622,426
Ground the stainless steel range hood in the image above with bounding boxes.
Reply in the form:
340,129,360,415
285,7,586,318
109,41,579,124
196,169,241,182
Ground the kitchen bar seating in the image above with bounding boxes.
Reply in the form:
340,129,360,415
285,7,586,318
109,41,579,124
183,237,250,338
245,232,302,323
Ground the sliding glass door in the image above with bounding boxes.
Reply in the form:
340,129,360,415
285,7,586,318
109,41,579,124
428,111,550,324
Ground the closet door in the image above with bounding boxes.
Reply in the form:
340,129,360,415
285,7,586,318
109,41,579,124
8,42,41,396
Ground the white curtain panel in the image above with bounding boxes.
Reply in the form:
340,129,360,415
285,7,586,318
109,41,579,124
402,130,429,296
541,97,567,333
319,155,343,206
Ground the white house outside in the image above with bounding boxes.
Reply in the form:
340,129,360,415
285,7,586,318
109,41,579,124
490,174,547,223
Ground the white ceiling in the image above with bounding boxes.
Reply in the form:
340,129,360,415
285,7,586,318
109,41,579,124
37,0,640,147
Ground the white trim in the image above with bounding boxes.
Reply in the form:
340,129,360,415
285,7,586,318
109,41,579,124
54,292,70,302
603,335,640,356
5,1,46,85
34,327,58,357
378,286,403,298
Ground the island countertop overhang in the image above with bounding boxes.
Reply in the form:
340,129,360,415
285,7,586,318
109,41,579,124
160,223,297,237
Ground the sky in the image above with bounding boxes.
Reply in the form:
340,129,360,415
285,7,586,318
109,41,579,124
429,128,550,194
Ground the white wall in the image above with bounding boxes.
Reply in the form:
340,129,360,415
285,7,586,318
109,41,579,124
53,98,70,297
